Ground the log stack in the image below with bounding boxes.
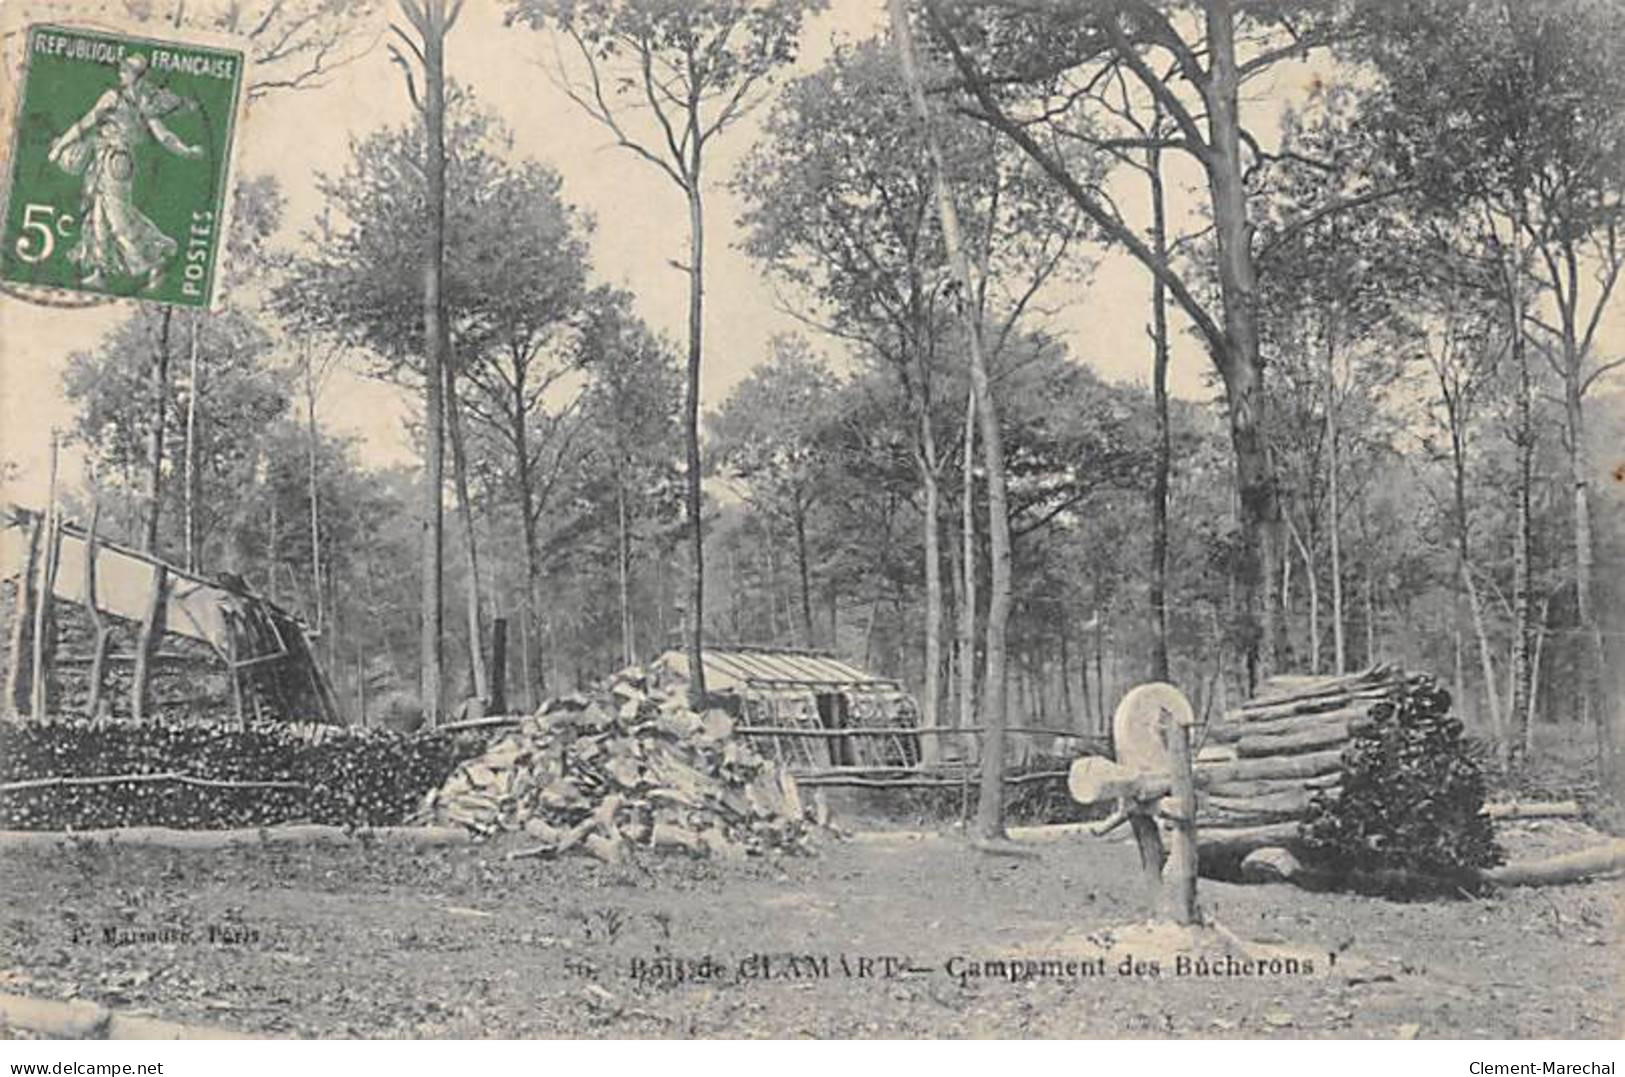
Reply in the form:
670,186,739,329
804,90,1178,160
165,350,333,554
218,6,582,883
1194,665,1416,870
413,668,815,862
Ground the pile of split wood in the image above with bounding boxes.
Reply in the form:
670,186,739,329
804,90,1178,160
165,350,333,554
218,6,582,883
413,671,814,862
1194,665,1415,863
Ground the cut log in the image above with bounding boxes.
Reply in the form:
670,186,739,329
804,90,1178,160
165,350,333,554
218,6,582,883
1235,719,1363,758
1195,742,1238,763
1208,705,1378,742
1231,686,1397,723
1240,846,1303,884
1068,756,1170,804
1481,840,1625,887
1196,821,1302,860
1193,749,1344,785
1203,772,1340,798
1245,666,1395,706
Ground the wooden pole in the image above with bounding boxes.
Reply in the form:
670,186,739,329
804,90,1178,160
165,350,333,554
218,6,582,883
83,502,112,719
1159,708,1199,925
4,511,41,717
131,565,170,722
30,437,60,720
489,617,508,714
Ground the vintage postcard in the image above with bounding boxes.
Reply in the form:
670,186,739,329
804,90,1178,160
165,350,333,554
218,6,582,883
0,0,1621,1049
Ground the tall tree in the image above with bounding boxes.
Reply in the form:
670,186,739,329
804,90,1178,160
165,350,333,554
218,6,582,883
508,0,822,707
925,0,1391,687
710,337,845,650
1357,0,1625,779
891,0,1016,842
386,0,467,725
278,94,594,714
737,35,1085,755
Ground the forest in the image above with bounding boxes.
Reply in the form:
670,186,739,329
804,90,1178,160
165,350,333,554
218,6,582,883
15,0,1625,826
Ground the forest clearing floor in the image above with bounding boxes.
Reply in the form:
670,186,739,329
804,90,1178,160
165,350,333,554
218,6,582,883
0,819,1619,1039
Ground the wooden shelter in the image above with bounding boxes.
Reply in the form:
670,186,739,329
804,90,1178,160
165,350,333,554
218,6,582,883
0,502,340,724
651,645,921,771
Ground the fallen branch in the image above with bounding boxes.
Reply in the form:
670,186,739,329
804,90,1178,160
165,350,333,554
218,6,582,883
0,824,473,851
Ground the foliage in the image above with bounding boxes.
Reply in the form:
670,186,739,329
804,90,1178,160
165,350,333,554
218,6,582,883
1300,679,1504,892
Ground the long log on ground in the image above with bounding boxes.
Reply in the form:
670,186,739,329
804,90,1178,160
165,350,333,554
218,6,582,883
0,992,259,1040
1208,705,1378,742
1235,720,1364,758
1481,840,1625,887
0,825,473,851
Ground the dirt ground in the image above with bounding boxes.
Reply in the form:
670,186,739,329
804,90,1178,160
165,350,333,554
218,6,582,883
1,821,1620,1039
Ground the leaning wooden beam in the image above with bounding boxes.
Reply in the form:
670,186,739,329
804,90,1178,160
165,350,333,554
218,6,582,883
83,502,112,720
5,511,41,717
29,517,60,720
130,565,169,723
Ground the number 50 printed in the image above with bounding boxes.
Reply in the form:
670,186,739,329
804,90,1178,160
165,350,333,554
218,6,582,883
1,21,245,308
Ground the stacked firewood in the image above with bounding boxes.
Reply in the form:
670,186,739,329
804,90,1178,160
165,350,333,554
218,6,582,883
413,670,814,862
1194,665,1416,861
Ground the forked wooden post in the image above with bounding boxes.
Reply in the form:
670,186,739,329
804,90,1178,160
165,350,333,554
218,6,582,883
83,502,112,720
131,565,170,722
1069,682,1199,924
1158,707,1199,925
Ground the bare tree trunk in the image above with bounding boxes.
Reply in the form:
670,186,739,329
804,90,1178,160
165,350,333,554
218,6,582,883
82,501,112,720
1205,1,1285,688
1508,225,1533,765
683,180,708,706
144,308,173,556
304,342,323,633
958,388,977,734
183,314,201,572
918,407,943,765
413,0,451,728
616,472,634,666
1326,310,1346,674
5,513,41,717
1526,589,1553,758
793,503,816,649
1147,133,1171,683
1287,517,1320,673
444,364,487,702
892,10,1017,838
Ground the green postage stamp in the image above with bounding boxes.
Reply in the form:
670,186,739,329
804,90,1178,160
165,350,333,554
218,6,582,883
0,12,249,309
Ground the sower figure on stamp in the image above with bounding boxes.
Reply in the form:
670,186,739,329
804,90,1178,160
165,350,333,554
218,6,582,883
47,52,204,292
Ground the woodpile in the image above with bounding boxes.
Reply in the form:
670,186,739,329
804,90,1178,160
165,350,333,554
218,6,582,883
413,669,815,862
1193,665,1414,868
